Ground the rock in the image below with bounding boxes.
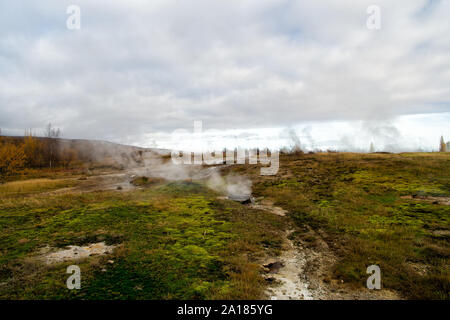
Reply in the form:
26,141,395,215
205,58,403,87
264,261,284,274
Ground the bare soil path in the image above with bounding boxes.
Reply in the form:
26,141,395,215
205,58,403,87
257,199,402,300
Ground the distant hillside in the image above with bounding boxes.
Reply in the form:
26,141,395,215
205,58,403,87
0,135,171,170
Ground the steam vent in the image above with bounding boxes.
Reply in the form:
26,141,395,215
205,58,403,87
227,194,254,204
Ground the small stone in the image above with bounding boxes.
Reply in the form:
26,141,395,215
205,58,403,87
264,261,284,274
108,260,114,264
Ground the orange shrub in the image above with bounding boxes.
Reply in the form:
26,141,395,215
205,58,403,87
0,141,26,177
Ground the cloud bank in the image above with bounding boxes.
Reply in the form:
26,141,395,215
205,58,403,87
0,0,449,150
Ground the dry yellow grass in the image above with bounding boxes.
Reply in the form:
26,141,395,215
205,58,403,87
0,178,76,195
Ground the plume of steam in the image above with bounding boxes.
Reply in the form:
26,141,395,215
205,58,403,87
288,129,302,152
207,172,252,197
302,127,315,151
365,121,401,152
57,137,254,196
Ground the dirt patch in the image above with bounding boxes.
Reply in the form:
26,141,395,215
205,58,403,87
406,262,429,276
263,230,314,300
38,242,116,265
401,195,450,205
42,164,230,195
264,227,402,300
40,173,135,195
130,176,166,187
431,229,450,236
258,198,402,300
251,199,287,216
79,172,137,192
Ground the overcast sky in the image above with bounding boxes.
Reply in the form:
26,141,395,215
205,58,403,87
0,0,449,151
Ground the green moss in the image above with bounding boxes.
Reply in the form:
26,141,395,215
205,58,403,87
0,181,284,299
349,169,447,196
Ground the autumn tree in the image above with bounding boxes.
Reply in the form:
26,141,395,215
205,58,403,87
60,148,79,168
23,132,45,167
44,123,61,168
0,141,26,178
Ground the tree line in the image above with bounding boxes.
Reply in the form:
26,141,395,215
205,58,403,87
0,124,79,177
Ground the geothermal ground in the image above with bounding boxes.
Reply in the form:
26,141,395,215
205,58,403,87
0,152,448,299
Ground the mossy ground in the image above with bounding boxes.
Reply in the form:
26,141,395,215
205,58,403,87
0,180,284,299
239,152,450,299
